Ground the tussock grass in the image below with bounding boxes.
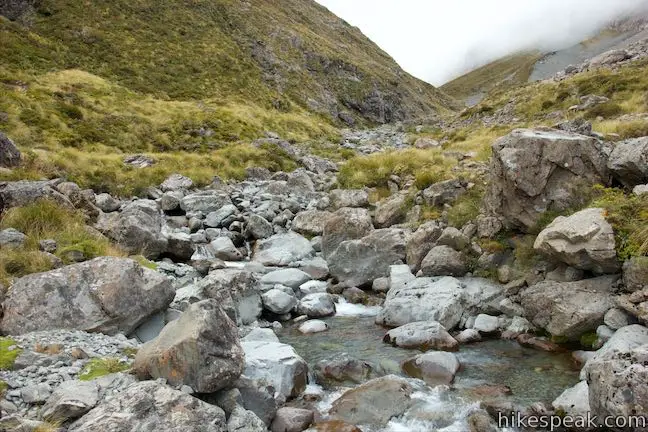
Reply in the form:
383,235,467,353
593,119,648,140
78,357,131,381
446,186,485,228
0,337,22,370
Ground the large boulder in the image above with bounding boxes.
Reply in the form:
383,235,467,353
328,375,413,427
41,380,100,422
321,207,373,258
422,179,466,207
314,353,377,387
1,257,174,335
291,210,334,236
402,351,460,385
406,221,443,271
95,200,167,258
262,289,297,315
420,245,468,277
252,232,315,266
134,300,244,393
271,408,314,432
534,208,620,274
160,173,193,192
327,228,408,287
373,194,407,228
329,189,369,210
68,381,227,431
581,325,648,379
383,321,459,351
608,137,648,188
0,180,73,212
180,190,233,213
296,293,336,318
0,132,21,168
552,381,590,419
172,269,262,325
260,268,312,289
484,128,611,231
240,340,308,404
376,276,466,330
520,276,618,340
623,257,648,293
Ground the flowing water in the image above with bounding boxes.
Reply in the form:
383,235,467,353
278,300,581,431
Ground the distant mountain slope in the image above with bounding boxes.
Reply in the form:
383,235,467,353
0,0,457,126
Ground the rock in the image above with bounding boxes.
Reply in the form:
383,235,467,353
94,193,120,213
296,293,336,318
327,228,408,287
402,351,460,385
581,325,648,378
68,381,227,431
473,314,501,334
38,239,57,253
372,277,390,293
240,340,308,403
0,228,26,248
587,344,648,426
634,184,648,196
0,180,73,211
422,179,466,207
0,132,21,168
204,204,237,228
377,276,466,330
520,276,617,340
253,232,314,266
329,189,369,210
134,300,244,393
123,154,155,168
414,137,440,149
180,190,232,213
165,231,195,262
484,128,610,231
374,194,407,228
292,210,333,236
608,137,648,188
208,236,243,261
545,264,585,282
604,307,637,330
228,405,267,432
623,257,648,292
589,49,630,67
41,380,100,422
243,328,280,343
298,320,329,334
329,375,413,427
476,215,503,238
314,353,376,387
271,407,314,432
236,377,278,425
383,321,459,351
1,257,174,335
321,207,373,258
261,268,312,289
299,280,328,296
437,227,470,251
262,289,297,315
467,410,498,432
21,383,51,404
420,245,467,277
455,329,482,344
160,173,193,192
95,200,167,258
534,208,620,274
406,221,443,271
159,193,181,212
342,287,367,304
552,381,590,418
246,213,274,239
312,421,362,432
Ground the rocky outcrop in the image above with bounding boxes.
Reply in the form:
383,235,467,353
484,128,611,231
327,228,408,287
608,137,648,188
134,300,244,393
520,276,618,340
534,208,620,274
0,180,73,212
0,132,21,168
1,257,174,335
68,381,227,431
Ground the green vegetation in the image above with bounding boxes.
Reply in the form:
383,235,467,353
446,186,485,228
79,357,131,381
0,200,123,284
0,337,22,370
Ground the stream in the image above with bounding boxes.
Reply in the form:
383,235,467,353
278,300,581,431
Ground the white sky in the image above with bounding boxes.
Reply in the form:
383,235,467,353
315,0,648,85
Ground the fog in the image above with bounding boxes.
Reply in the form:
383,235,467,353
315,0,648,85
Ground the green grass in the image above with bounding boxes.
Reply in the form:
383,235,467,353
78,357,131,381
0,338,22,370
0,199,124,284
447,186,484,228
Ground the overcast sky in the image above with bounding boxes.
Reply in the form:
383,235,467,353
315,0,648,85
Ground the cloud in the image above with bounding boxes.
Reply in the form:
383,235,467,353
315,0,648,85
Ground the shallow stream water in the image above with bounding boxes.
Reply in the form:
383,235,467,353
278,300,580,431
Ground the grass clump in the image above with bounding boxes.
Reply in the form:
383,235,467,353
337,149,455,190
78,357,131,381
446,186,484,228
0,337,22,370
593,119,648,140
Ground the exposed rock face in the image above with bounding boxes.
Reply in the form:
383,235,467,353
252,232,315,266
0,132,21,167
68,381,227,431
623,257,648,292
327,228,408,287
484,128,611,231
95,200,168,258
581,325,648,378
520,276,618,340
1,257,174,336
376,276,466,330
534,208,620,274
321,207,373,258
608,137,648,188
383,321,459,351
328,375,413,427
134,300,244,393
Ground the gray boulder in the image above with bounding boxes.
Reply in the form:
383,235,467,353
437,227,470,251
383,321,459,351
623,257,648,292
608,137,648,188
208,237,243,261
581,325,648,378
94,193,120,213
534,208,620,274
314,353,377,387
261,268,312,289
520,276,618,340
228,405,267,432
180,190,232,213
420,245,467,277
134,300,244,393
291,210,333,236
0,228,26,248
376,276,466,330
373,194,407,228
422,179,466,207
41,380,100,422
484,128,611,231
160,173,193,192
589,49,630,67
165,231,195,262
0,132,21,168
402,351,460,386
329,189,369,209
321,207,373,258
252,232,314,266
327,228,408,287
296,293,336,318
246,214,274,240
262,289,297,315
68,381,227,431
406,221,443,271
552,381,590,418
271,407,314,432
1,257,174,335
0,180,74,212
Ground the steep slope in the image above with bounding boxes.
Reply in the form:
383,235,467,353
0,0,457,125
